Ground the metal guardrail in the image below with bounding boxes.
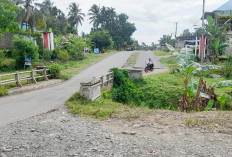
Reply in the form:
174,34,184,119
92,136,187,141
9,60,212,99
0,69,52,87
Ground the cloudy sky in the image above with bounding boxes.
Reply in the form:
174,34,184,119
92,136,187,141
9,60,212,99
36,0,229,45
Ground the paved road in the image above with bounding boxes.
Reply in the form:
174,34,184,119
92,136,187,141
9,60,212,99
134,51,164,69
0,51,133,126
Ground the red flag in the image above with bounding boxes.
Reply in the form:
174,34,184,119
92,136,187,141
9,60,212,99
199,36,206,57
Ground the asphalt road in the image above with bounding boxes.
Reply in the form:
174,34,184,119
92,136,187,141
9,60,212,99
0,51,133,126
134,51,164,69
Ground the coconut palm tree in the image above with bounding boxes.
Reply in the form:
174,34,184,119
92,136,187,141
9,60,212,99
68,3,85,35
88,4,101,29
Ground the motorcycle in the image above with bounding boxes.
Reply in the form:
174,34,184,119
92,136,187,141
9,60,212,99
144,64,154,73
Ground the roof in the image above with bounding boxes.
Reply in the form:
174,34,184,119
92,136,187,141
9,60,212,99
214,0,232,12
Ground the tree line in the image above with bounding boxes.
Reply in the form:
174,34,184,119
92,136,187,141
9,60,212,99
4,0,136,50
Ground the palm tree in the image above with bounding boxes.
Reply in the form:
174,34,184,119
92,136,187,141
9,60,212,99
68,3,85,35
88,4,100,29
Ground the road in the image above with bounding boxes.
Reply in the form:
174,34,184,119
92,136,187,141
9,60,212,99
0,51,133,126
134,51,164,69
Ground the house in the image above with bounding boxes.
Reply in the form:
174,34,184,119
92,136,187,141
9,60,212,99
205,0,232,55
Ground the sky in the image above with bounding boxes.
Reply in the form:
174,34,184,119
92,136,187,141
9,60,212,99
36,0,229,45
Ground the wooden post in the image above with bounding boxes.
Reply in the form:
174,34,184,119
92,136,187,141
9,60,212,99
44,69,49,81
31,70,37,83
16,71,22,87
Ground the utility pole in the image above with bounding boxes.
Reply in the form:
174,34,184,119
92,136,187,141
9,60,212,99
175,22,178,39
201,0,205,62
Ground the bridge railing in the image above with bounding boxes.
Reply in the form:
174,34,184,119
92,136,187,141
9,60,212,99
80,72,114,100
0,69,52,87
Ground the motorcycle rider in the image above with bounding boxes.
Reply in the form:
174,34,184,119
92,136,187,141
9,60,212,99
146,58,154,69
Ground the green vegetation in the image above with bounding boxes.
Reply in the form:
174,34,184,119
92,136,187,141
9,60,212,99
154,51,172,56
13,37,39,68
66,92,152,120
159,56,177,67
134,73,183,110
0,0,19,36
90,30,114,52
224,56,232,79
0,86,8,96
110,68,143,105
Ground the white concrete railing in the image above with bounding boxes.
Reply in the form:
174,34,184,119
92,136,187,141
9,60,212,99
80,72,114,100
0,69,52,87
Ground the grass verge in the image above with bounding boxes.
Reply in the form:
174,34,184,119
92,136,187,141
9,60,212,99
159,56,178,68
65,92,151,120
154,51,172,56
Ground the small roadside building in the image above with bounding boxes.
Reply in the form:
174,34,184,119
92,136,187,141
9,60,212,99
205,0,232,55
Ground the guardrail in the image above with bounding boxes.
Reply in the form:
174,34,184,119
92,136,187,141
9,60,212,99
80,72,114,100
0,69,52,87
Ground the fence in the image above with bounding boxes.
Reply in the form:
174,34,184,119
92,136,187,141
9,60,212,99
0,69,52,87
80,72,114,100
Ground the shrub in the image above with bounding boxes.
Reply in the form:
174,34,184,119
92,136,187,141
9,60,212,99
42,49,53,61
13,37,39,68
224,56,232,79
48,63,62,78
0,50,5,58
0,86,8,96
217,94,232,110
67,37,85,60
0,58,16,71
58,50,70,61
110,68,144,105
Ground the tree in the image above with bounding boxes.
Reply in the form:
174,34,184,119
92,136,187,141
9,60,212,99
159,34,176,47
0,0,19,36
88,5,136,50
88,4,101,29
206,16,231,62
91,30,114,52
68,3,85,34
182,29,192,36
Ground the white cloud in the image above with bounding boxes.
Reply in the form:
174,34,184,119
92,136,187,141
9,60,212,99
36,0,229,45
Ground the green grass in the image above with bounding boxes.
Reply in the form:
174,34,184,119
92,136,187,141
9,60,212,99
154,51,172,56
66,92,151,120
159,56,178,68
133,73,184,110
127,52,139,64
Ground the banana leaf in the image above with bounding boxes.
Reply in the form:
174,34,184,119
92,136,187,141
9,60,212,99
213,80,232,88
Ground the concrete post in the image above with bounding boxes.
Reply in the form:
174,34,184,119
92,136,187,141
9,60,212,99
44,69,49,81
31,70,37,83
16,71,22,87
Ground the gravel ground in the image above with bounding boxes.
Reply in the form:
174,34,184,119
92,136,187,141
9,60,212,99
0,107,153,157
0,107,231,157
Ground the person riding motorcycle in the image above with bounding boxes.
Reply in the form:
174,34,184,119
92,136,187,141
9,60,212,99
146,58,154,69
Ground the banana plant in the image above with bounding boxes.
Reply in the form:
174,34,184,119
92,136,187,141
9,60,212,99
213,80,232,88
166,43,223,109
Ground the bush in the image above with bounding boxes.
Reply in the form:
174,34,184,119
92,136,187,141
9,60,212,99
48,63,62,78
13,37,39,68
0,50,5,58
224,56,232,79
110,68,143,105
42,49,53,61
58,50,70,61
67,37,86,60
0,58,16,71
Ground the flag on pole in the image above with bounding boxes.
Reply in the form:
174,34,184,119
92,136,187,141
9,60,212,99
199,36,206,58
